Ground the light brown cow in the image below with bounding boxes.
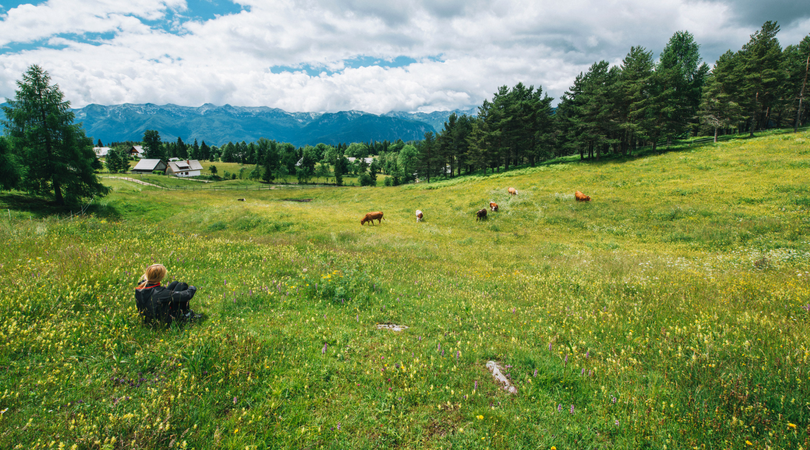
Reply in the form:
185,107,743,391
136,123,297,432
416,210,424,222
489,202,499,212
476,208,488,221
361,211,384,225
575,191,591,202
508,187,518,196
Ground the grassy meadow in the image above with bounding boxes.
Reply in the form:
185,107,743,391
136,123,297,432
1,131,810,449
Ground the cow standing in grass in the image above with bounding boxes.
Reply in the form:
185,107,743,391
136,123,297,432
476,209,487,221
575,191,591,202
508,187,518,196
490,202,499,212
416,210,423,222
361,211,384,225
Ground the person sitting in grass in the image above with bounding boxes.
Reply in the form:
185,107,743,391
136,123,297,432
135,263,202,323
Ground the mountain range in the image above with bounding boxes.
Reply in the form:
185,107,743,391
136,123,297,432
68,103,477,147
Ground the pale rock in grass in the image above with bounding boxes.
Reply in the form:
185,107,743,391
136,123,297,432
376,323,409,332
486,361,517,394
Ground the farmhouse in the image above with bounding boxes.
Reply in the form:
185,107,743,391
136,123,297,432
168,159,203,177
128,145,145,158
132,159,167,174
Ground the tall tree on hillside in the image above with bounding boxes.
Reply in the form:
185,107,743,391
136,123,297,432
657,31,710,139
738,21,784,136
97,139,103,147
221,142,236,162
176,137,187,159
1,65,108,205
199,140,210,161
192,139,200,160
619,46,655,154
143,129,163,159
417,132,439,182
698,51,744,141
783,35,810,131
262,140,279,183
398,144,419,183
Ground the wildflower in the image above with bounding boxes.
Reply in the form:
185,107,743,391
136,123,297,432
615,419,619,426
477,415,483,420
557,404,562,412
474,381,477,391
322,343,328,354
788,423,797,429
533,368,537,377
549,343,552,351
746,441,753,446
570,405,574,414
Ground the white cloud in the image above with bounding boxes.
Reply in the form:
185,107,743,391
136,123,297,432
1,0,807,112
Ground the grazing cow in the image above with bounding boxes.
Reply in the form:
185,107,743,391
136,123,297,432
575,191,591,202
508,187,518,196
237,198,245,201
415,210,424,222
360,211,384,225
489,202,499,212
476,208,488,221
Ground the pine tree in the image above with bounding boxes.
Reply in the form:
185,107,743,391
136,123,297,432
1,65,108,205
143,130,163,159
739,21,784,136
0,136,21,190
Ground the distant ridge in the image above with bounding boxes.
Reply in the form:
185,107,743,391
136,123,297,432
70,103,477,147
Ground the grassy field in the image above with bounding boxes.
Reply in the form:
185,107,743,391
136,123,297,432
2,131,810,449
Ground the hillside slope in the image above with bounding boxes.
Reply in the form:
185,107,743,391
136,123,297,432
1,131,809,449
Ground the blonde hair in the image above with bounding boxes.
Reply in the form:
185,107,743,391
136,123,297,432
138,264,167,286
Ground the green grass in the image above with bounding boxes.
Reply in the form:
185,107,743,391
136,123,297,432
2,131,810,449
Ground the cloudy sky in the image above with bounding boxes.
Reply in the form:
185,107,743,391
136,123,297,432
1,0,808,113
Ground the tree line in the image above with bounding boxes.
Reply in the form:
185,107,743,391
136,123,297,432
409,22,809,182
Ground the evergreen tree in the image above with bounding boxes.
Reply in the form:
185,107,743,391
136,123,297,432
199,140,210,161
262,140,280,183
143,129,163,159
105,148,122,173
739,21,784,135
699,51,744,141
97,139,103,147
192,139,200,160
657,31,710,139
619,46,655,154
0,136,22,190
176,137,187,158
1,65,108,205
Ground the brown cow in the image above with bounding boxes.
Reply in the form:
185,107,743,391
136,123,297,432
508,187,518,196
476,208,487,221
415,210,424,222
490,202,499,212
361,211,384,225
575,191,591,202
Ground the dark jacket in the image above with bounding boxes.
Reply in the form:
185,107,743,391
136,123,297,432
135,280,197,323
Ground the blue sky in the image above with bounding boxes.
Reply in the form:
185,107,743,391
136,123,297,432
1,0,808,113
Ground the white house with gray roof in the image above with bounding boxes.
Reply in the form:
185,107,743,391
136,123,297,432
168,160,203,177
